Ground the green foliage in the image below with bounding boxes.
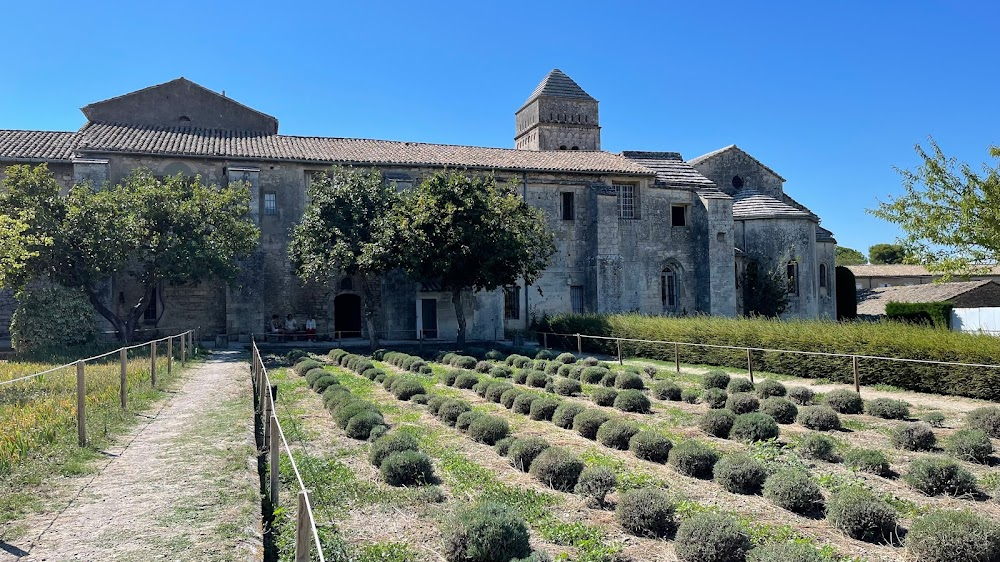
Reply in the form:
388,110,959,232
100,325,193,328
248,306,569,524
525,370,549,388
949,429,995,463
437,400,471,426
763,469,823,514
786,386,814,405
573,409,611,440
699,409,736,438
730,413,780,443
489,364,512,379
613,371,644,390
682,388,701,403
755,379,786,398
652,381,682,400
725,392,759,414
922,411,946,427
333,400,379,429
905,509,1000,562
904,457,978,496
628,431,672,463
345,411,386,440
380,450,435,486
797,433,837,461
511,393,538,414
967,406,1000,438
574,466,616,507
10,283,97,352
468,415,510,445
528,447,584,492
369,432,419,467
746,543,825,562
886,301,953,329
596,419,641,450
826,487,897,543
443,502,532,562
742,260,790,318
674,512,751,562
864,398,910,419
870,140,1000,276
484,382,513,403
528,397,559,421
508,437,550,472
555,352,576,364
615,487,676,538
613,389,650,413
796,406,841,431
714,453,767,494
703,370,731,389
844,448,891,476
759,397,797,424
702,388,728,409
891,422,937,451
668,440,719,478
824,389,863,413
552,377,581,396
868,243,907,265
455,411,485,432
551,402,585,429
494,436,516,457
726,378,754,394
427,395,448,414
590,386,618,406
836,266,858,320
500,388,524,409
391,379,425,401
835,246,867,266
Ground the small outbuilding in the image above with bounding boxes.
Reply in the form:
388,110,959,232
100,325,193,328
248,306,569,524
856,280,1000,319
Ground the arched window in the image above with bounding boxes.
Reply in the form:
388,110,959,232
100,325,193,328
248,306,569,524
571,146,579,150
559,145,567,150
340,277,354,291
819,264,828,289
786,261,798,295
661,267,677,308
732,176,744,189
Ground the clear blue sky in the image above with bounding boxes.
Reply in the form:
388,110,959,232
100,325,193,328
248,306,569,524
3,0,997,256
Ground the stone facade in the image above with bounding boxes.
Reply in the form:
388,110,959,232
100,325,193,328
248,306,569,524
0,71,837,341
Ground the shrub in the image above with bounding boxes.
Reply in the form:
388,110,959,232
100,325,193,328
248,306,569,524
473,381,490,397
922,411,946,427
382,374,399,391
369,432,419,467
494,436,516,456
532,359,547,371
944,428,993,463
891,422,936,451
544,361,561,375
552,402,586,429
698,409,736,438
323,386,351,409
529,447,584,492
682,388,701,403
844,448,891,476
825,389,864,414
652,381,682,401
714,453,767,494
391,379,425,401
454,372,479,389
427,395,448,414
512,393,538,414
668,440,719,478
826,487,898,543
590,387,618,406
798,432,838,461
615,487,676,538
614,372,645,390
439,370,460,386
535,349,555,360
596,419,641,450
489,365,512,379
763,469,823,514
703,370,731,389
746,543,826,562
511,355,533,369
293,359,322,376
305,368,328,387
500,388,523,409
368,424,388,441
525,370,549,388
614,389,651,413
485,350,504,361
452,355,478,369
864,398,910,420
904,457,978,496
556,364,572,378
468,415,509,445
582,356,600,366
443,502,531,562
334,400,379,429
484,382,513,403
553,377,581,396
755,379,786,398
905,510,1000,562
701,388,728,409
573,409,611,440
313,375,340,394
629,431,672,463
508,437,550,472
528,398,559,421
580,366,610,384
442,352,456,365
474,360,491,373
730,413,779,443
438,400,472,426
787,386,815,405
797,406,841,431
674,512,751,562
966,406,1000,438
556,352,577,364
599,373,617,387
759,397,797,424
725,392,760,414
455,411,485,432
574,466,616,507
346,411,385,440
726,378,754,394
381,450,435,486
362,367,384,380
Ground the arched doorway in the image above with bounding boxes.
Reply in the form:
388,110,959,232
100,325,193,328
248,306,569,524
334,294,362,338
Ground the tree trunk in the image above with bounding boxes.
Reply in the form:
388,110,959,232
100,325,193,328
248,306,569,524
361,274,380,351
452,288,466,348
85,282,153,344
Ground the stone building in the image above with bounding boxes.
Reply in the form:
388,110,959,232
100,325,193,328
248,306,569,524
0,70,837,341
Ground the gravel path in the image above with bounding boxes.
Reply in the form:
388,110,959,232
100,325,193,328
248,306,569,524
5,351,260,562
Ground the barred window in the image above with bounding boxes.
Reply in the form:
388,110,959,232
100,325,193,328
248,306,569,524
787,261,799,295
661,267,677,308
614,183,636,219
561,192,574,221
819,264,828,289
571,285,585,314
263,192,277,215
504,286,520,320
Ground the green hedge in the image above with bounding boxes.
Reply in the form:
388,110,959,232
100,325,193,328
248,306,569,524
541,314,1000,401
885,301,952,329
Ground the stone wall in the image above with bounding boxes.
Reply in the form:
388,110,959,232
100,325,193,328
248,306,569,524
692,150,784,199
737,217,819,318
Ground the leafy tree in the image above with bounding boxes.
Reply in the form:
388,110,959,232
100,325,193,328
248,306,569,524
741,260,789,318
387,171,555,346
0,212,48,289
288,166,398,349
835,246,867,266
0,164,258,342
835,266,857,320
868,243,907,265
871,140,1000,277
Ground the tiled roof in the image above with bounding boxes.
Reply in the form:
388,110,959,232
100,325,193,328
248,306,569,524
53,122,650,175
522,69,595,107
688,144,786,182
856,280,997,316
816,225,837,243
732,188,814,219
848,264,1000,278
0,130,80,162
621,151,730,199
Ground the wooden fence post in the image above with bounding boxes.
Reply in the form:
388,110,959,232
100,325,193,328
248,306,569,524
542,332,548,349
674,343,680,373
181,332,186,366
150,341,157,386
853,356,860,394
263,387,272,445
76,361,87,446
746,348,754,384
270,415,280,507
167,336,173,375
617,339,623,365
120,348,128,410
576,333,582,354
295,491,312,562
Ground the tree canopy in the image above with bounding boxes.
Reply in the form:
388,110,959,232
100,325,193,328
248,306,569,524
870,139,1000,277
868,243,907,265
288,166,398,348
386,171,555,345
835,246,867,266
0,164,258,341
741,261,789,318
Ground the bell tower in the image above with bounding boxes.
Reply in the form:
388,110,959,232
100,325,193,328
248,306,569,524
515,69,600,151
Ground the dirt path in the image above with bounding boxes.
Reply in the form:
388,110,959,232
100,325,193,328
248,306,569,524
4,351,260,562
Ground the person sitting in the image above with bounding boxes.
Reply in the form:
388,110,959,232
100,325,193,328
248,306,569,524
305,317,317,341
284,314,298,340
269,315,282,333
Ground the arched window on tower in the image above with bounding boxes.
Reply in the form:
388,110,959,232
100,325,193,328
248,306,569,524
661,266,678,309
819,263,828,294
340,277,354,291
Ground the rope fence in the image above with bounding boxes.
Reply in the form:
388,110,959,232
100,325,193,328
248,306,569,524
251,338,325,562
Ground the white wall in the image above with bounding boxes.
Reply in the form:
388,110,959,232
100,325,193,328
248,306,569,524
951,307,1000,335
